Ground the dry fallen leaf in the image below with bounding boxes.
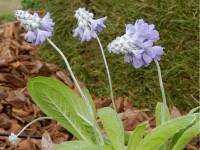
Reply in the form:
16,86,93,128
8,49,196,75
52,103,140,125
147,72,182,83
0,104,3,112
12,108,30,117
94,97,103,109
116,97,124,113
56,70,73,87
0,44,14,66
102,98,112,107
18,137,33,150
0,113,11,129
170,106,181,119
8,119,22,133
41,132,55,150
4,74,26,88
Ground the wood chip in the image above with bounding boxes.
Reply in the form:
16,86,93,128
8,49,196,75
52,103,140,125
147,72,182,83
4,74,26,88
56,70,73,87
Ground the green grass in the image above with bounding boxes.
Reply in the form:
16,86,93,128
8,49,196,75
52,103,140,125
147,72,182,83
0,14,15,21
0,0,21,15
0,0,21,22
40,0,198,112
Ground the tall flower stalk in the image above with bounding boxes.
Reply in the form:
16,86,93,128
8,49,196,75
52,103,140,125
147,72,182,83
108,19,167,123
73,8,116,111
14,10,103,148
155,60,167,124
96,36,116,110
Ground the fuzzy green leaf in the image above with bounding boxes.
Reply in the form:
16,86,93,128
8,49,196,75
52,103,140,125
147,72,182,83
136,115,196,150
168,113,200,150
98,107,124,150
188,106,200,114
155,102,170,126
172,119,200,150
82,87,96,118
55,141,114,150
127,122,147,150
27,77,92,143
155,102,170,150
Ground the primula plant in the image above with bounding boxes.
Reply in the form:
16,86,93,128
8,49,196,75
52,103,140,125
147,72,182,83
73,8,115,111
107,19,166,123
9,8,200,150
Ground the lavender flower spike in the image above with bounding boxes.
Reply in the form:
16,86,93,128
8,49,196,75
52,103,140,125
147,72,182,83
15,10,54,45
108,19,164,68
73,8,107,42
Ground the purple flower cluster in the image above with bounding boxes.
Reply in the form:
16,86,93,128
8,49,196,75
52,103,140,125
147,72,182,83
108,19,164,68
15,10,54,45
73,8,107,42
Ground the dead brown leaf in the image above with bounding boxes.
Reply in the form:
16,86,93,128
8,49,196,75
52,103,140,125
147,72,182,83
12,108,30,117
4,74,26,88
0,113,11,129
0,44,14,66
41,132,55,150
116,97,124,113
0,104,3,112
8,119,22,133
170,107,181,119
56,70,73,87
18,137,33,150
38,63,52,76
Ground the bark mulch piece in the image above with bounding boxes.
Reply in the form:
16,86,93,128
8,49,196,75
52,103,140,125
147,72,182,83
0,22,199,150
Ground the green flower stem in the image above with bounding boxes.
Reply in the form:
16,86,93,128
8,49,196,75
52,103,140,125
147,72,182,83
96,36,116,111
47,39,89,112
96,37,122,147
155,60,167,124
47,38,103,148
17,117,52,137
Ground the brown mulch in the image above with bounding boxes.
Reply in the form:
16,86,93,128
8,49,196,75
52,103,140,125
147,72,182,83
0,22,199,150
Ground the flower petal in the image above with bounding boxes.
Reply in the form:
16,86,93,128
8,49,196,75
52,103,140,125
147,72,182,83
90,16,107,32
33,12,39,18
41,12,55,32
132,57,144,68
132,50,144,59
73,27,84,37
33,30,51,45
124,54,133,63
142,52,152,63
24,31,37,43
146,46,164,60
